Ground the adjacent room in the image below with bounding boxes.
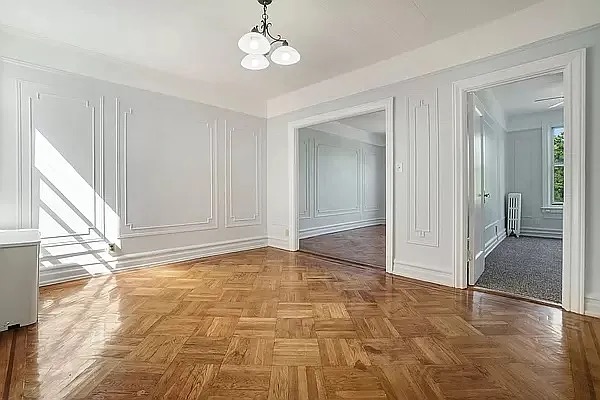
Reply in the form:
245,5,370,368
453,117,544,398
0,1,599,399
297,111,386,268
469,74,564,305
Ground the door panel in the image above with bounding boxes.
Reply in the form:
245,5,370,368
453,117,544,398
468,96,485,285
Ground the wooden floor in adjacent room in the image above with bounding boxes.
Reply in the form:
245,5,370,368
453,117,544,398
300,225,386,268
1,248,599,399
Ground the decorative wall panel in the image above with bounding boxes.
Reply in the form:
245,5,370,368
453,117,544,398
225,123,262,227
119,100,218,237
407,91,439,247
298,137,311,220
314,143,361,217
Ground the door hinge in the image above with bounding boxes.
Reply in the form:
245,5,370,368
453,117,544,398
466,238,472,261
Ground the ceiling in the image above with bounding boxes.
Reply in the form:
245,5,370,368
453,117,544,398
336,111,387,134
487,73,564,116
309,111,386,146
0,0,543,100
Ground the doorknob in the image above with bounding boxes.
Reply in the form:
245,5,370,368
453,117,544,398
484,193,491,198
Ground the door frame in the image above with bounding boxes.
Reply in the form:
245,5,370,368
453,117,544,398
452,49,586,313
287,97,395,273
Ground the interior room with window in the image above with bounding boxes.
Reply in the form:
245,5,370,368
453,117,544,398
0,0,599,398
469,74,565,305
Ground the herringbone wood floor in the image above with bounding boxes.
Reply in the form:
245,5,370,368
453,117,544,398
1,248,599,399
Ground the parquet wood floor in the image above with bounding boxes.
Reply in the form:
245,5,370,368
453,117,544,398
299,225,386,268
1,248,600,399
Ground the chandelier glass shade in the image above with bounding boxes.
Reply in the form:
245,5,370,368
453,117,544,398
239,0,300,70
241,54,270,70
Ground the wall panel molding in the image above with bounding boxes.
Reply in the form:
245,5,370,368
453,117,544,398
314,143,361,217
118,99,218,237
362,149,384,213
407,91,440,247
225,122,262,227
16,80,103,241
298,138,311,220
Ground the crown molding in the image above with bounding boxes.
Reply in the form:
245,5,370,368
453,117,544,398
266,0,600,118
0,26,267,118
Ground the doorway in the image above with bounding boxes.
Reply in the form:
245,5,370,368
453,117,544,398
297,111,386,268
287,98,394,273
452,50,586,313
467,74,564,304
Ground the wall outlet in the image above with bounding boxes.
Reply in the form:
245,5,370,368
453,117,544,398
107,243,118,254
284,228,289,237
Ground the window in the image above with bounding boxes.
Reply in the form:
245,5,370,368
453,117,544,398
551,126,564,205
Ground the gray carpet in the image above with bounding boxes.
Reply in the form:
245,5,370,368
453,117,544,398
475,236,562,304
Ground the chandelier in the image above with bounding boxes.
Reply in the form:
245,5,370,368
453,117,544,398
238,0,300,70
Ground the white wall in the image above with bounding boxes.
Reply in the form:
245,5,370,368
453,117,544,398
266,26,600,312
298,128,385,238
505,110,564,238
0,59,267,285
473,94,507,255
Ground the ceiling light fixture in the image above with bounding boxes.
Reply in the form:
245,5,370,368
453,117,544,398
238,0,300,70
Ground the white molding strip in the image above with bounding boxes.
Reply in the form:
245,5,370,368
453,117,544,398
484,229,508,257
267,237,289,250
520,227,563,239
266,0,600,117
39,236,268,286
299,219,384,240
584,294,600,318
393,261,453,287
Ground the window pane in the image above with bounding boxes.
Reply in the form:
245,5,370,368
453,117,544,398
553,127,564,164
553,165,564,204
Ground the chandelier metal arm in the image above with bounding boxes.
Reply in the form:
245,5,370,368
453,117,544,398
254,1,289,48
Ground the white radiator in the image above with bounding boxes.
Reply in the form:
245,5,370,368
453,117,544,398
507,193,522,237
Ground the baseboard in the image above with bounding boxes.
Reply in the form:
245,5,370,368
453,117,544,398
267,237,290,250
40,236,268,286
520,227,563,239
299,218,384,239
484,229,507,256
585,294,600,318
40,262,114,287
392,260,453,287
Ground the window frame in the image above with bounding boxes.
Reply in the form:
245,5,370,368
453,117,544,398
541,122,564,212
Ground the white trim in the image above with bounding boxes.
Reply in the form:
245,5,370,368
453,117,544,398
484,229,507,257
299,219,384,240
287,98,394,273
267,237,289,250
541,206,563,214
393,260,453,287
520,227,563,239
453,49,586,314
584,294,600,318
39,236,268,286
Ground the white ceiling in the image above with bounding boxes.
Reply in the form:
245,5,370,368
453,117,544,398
336,111,387,134
0,0,543,100
487,73,564,116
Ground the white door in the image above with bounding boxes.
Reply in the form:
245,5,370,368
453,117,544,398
468,95,485,285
